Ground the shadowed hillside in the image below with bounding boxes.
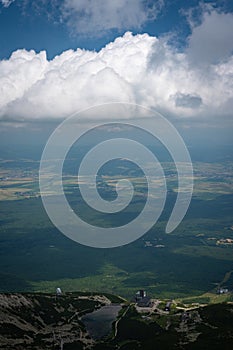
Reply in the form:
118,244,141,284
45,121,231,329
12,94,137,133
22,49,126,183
1,292,233,349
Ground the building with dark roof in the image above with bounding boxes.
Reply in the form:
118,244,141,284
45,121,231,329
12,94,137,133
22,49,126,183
164,301,172,312
137,296,152,308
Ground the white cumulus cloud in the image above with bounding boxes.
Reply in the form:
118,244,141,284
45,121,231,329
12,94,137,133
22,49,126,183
187,8,233,65
0,0,15,7
0,7,233,125
62,0,164,36
12,0,163,37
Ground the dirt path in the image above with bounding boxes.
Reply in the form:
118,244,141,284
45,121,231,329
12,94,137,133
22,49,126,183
217,270,233,289
113,304,131,338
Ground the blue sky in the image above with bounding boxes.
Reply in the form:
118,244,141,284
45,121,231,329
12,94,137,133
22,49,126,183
0,0,231,59
0,0,233,136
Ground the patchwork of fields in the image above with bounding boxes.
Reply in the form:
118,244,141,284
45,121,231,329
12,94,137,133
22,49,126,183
0,158,233,301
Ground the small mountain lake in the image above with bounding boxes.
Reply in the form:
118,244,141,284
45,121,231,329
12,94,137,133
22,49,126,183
81,304,122,339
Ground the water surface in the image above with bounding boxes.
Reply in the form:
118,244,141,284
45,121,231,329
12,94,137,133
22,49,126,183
81,304,121,339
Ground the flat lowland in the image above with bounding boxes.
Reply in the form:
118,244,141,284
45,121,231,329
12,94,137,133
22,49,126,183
0,158,233,300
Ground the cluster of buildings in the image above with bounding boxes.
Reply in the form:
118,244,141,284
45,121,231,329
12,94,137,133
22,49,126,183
144,241,165,248
134,290,152,307
217,287,229,294
134,290,172,312
216,238,233,245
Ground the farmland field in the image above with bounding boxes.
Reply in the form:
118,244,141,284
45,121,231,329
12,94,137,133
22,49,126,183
0,155,233,301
